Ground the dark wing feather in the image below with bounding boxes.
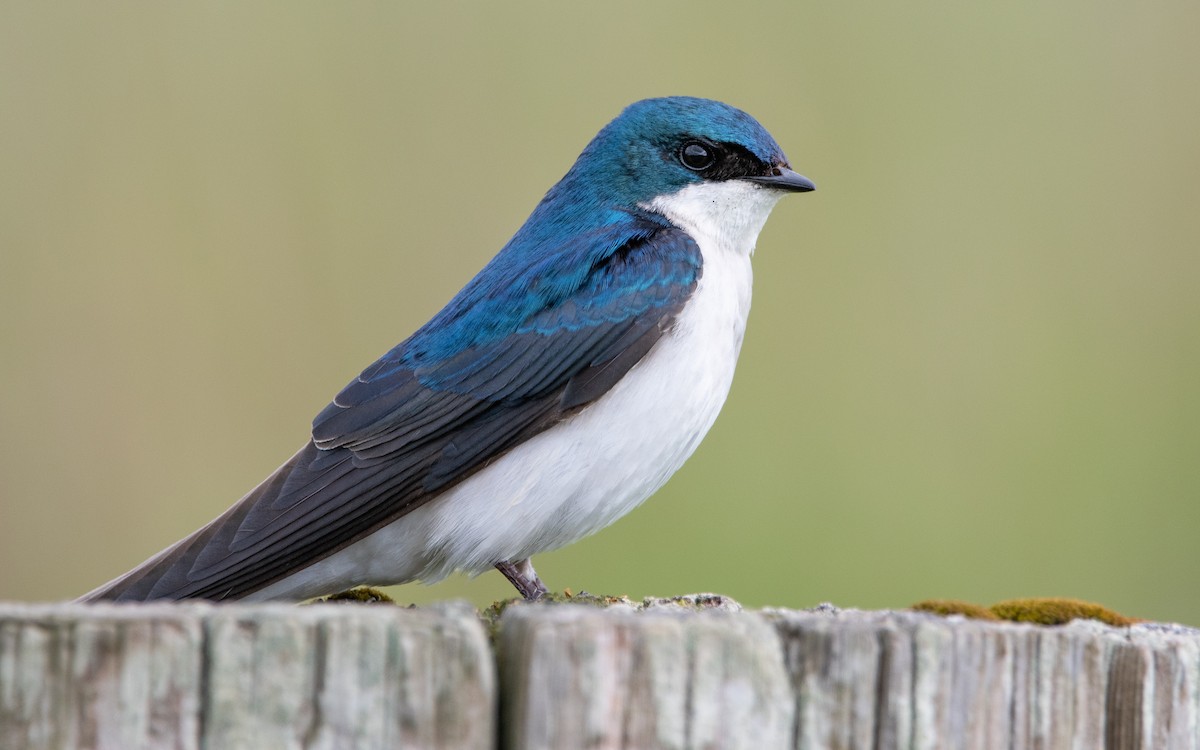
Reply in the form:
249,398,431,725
83,217,701,601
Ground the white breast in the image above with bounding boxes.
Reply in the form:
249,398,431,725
250,181,786,600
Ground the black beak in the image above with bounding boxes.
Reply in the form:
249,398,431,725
744,167,816,193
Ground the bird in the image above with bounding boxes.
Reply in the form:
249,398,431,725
81,96,814,603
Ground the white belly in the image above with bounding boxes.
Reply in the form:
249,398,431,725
250,181,781,600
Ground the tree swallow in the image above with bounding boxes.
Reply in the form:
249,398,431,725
82,96,814,603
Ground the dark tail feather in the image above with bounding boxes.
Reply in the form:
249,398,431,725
78,445,311,602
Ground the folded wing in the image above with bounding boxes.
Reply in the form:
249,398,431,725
83,215,702,600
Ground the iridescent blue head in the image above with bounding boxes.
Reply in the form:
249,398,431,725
534,96,814,224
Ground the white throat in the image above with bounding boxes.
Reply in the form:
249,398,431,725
643,180,786,259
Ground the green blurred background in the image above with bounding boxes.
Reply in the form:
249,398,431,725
2,2,1198,622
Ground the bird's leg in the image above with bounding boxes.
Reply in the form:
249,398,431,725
495,558,548,601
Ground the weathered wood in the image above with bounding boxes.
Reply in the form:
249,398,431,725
0,601,495,750
767,606,1200,750
497,596,793,750
3,598,1200,749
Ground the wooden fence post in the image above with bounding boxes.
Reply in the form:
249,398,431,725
498,599,793,749
3,598,1199,749
0,601,495,750
767,606,1200,750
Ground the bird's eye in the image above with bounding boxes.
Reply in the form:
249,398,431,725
679,141,717,171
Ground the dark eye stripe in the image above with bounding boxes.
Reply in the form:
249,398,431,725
701,142,774,182
674,138,774,182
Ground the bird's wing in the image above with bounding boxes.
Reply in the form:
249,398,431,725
86,216,702,600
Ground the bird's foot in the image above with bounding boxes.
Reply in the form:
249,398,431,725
495,559,549,601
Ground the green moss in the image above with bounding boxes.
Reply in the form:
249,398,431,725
478,593,538,641
312,586,400,605
988,598,1138,627
914,596,1139,626
478,597,517,636
479,589,625,641
911,599,1000,620
566,591,634,607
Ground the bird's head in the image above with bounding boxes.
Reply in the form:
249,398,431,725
584,96,812,198
529,97,813,244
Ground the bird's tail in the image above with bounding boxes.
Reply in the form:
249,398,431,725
77,445,311,602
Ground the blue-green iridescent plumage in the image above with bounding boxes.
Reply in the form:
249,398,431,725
324,97,790,399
